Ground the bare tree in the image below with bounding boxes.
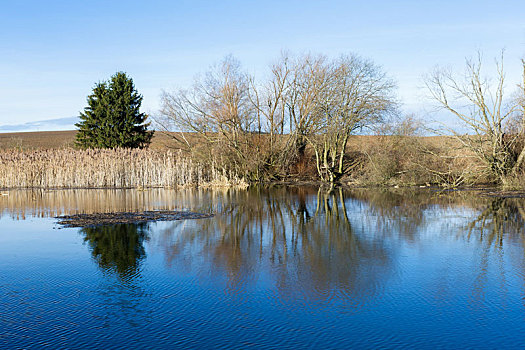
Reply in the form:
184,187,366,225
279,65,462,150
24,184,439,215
160,56,258,177
425,52,523,183
512,59,525,169
262,53,396,183
248,54,291,172
160,52,396,183
308,55,396,183
283,54,329,159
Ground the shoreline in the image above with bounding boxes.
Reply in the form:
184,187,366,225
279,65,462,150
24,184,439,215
2,183,524,199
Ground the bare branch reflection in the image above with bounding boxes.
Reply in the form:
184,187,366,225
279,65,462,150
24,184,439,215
156,187,393,303
466,198,525,247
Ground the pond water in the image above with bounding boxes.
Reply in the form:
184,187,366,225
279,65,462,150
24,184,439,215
1,187,525,349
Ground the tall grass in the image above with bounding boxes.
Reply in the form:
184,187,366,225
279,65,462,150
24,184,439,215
0,148,248,189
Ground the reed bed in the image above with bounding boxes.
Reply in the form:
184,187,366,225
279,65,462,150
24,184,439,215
0,148,248,189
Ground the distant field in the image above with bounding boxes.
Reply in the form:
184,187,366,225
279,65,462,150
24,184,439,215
0,130,177,150
0,130,456,152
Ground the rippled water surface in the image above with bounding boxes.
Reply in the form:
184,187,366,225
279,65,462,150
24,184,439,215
2,187,525,349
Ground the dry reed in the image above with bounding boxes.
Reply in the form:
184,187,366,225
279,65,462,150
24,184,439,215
0,148,248,189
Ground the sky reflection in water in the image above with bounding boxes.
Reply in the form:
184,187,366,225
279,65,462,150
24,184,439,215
1,187,525,349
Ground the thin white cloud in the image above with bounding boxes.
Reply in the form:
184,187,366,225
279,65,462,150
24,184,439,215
0,117,78,133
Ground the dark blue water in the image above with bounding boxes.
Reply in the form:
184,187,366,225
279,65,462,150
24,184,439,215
1,188,525,349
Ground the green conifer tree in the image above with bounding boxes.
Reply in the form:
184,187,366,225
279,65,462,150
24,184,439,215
75,72,154,149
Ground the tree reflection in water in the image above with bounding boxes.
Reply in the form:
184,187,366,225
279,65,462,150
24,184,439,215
155,187,392,304
81,223,149,281
75,187,525,305
462,197,525,300
466,197,525,246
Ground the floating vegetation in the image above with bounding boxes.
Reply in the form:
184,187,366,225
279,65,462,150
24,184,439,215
56,210,214,228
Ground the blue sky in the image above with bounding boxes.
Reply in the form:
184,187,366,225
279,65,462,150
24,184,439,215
1,0,524,131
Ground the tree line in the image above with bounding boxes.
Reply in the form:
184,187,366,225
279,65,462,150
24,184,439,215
75,51,525,187
158,53,397,183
